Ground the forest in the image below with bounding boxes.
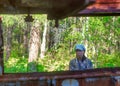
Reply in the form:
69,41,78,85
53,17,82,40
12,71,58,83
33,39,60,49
0,15,120,73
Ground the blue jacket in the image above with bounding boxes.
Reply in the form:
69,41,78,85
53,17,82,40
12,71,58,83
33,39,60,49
69,57,93,71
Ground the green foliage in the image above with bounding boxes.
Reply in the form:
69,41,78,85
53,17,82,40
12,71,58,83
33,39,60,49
4,45,28,73
4,56,27,73
3,16,120,73
97,52,120,68
37,44,73,72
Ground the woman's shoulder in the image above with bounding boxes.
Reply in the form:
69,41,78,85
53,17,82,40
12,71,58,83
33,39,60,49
85,57,92,62
70,58,76,62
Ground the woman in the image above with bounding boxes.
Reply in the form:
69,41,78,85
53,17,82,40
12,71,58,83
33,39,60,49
69,44,93,71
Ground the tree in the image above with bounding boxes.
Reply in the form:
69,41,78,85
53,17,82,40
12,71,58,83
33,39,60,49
28,20,40,72
28,21,40,62
40,19,48,59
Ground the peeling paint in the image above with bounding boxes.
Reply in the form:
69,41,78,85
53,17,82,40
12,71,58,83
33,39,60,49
39,76,46,80
62,79,79,86
19,77,28,81
47,79,51,86
0,65,2,75
85,78,98,82
0,82,20,86
5,82,16,86
52,79,56,86
113,76,120,82
112,75,120,85
16,82,20,86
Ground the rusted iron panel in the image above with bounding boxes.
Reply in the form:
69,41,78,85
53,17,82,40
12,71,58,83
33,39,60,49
0,17,4,75
85,77,114,86
0,0,95,19
0,80,49,86
1,67,120,81
0,68,120,86
56,77,114,86
74,0,120,16
112,76,120,86
96,0,120,3
0,0,120,18
0,78,117,86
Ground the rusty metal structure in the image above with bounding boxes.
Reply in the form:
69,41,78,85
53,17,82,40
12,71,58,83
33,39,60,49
0,0,120,19
74,0,120,16
0,0,95,19
0,68,120,86
0,17,4,75
0,0,120,86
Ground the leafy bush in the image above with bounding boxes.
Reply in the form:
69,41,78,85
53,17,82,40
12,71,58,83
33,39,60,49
97,52,120,68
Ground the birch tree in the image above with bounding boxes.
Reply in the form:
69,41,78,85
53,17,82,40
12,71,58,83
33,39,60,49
40,20,47,59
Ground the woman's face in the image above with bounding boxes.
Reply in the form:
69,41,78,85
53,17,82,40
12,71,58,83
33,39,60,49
76,49,84,58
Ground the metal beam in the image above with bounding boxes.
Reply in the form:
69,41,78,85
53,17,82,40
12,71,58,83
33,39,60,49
0,17,4,75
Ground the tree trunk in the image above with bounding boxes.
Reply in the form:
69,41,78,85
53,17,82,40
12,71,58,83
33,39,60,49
5,26,13,61
28,21,40,62
84,17,89,57
48,21,55,49
24,22,31,54
54,27,59,46
28,21,40,72
40,20,47,59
